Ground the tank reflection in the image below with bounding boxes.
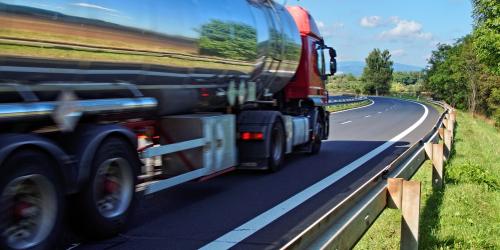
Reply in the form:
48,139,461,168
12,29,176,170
0,0,302,115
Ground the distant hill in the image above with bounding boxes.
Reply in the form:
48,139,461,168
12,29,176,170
337,61,423,77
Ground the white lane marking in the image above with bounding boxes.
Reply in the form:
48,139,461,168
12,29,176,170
66,243,80,250
378,111,382,114
329,99,375,114
365,115,371,118
340,120,352,125
200,100,429,250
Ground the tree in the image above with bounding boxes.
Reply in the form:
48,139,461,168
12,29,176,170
345,73,357,81
361,49,394,95
326,73,365,95
393,71,423,85
424,41,469,109
472,0,500,75
487,86,500,126
425,36,498,121
455,36,481,114
423,0,500,127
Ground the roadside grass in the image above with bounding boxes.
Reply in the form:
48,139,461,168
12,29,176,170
326,99,372,113
355,110,499,249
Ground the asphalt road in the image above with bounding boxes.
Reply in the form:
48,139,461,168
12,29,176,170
74,97,440,250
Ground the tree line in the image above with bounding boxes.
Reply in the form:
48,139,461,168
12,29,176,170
327,50,423,97
425,0,499,126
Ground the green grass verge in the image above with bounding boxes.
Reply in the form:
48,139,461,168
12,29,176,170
326,99,372,113
355,110,500,249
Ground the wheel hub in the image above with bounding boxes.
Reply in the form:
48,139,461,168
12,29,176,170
1,174,57,249
94,158,133,218
13,201,37,220
104,178,119,194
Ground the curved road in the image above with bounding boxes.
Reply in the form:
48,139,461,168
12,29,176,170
75,97,440,250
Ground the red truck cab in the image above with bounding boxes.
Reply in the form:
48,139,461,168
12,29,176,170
285,6,337,105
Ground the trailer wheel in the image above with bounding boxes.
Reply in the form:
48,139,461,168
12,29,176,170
73,137,137,238
268,120,285,172
0,150,63,250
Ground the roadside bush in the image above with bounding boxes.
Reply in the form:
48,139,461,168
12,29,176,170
487,87,500,127
447,161,499,191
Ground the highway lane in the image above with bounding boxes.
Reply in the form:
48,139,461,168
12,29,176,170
75,97,440,250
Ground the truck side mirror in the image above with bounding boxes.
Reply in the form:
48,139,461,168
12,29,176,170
328,48,337,76
329,47,337,58
330,58,337,76
318,44,338,78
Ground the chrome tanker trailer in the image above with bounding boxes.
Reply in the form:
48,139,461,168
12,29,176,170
0,0,336,249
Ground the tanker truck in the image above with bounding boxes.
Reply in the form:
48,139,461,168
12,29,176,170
0,0,336,249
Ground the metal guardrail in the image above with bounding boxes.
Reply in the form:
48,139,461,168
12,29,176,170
282,99,456,250
327,96,368,106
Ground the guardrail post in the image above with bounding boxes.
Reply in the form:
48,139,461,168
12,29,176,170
401,180,421,250
438,127,444,140
432,143,444,189
387,178,421,250
388,178,403,209
450,109,457,121
444,111,453,130
424,143,433,160
448,112,456,132
444,129,452,160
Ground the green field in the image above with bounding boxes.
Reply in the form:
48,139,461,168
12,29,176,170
355,110,500,249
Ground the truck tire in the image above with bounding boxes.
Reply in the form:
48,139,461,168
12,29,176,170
268,120,285,172
0,150,63,250
72,137,138,239
308,117,323,155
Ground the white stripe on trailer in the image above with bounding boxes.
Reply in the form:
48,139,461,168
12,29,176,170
141,138,206,158
145,168,207,195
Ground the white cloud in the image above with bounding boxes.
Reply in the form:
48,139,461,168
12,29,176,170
380,18,432,40
317,21,325,29
317,21,345,38
389,16,401,24
71,2,119,13
333,22,345,29
360,16,382,28
391,49,406,57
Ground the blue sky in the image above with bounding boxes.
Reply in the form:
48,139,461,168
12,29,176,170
293,0,473,67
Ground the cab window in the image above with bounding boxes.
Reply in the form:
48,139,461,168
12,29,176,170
316,44,325,76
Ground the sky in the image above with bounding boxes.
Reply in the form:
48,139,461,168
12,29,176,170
292,0,473,67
